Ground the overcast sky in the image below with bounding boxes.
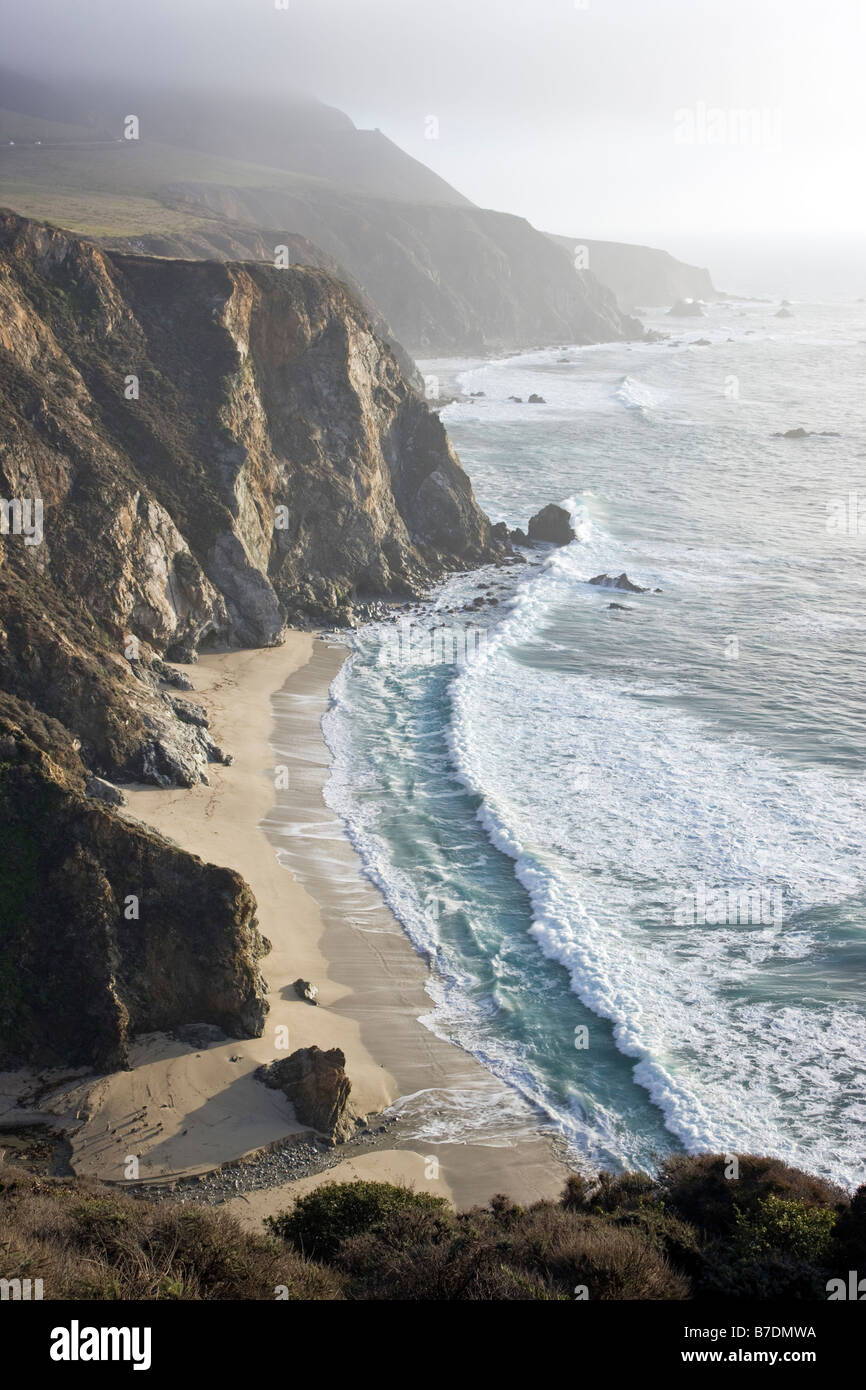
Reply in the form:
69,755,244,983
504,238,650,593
2,0,864,266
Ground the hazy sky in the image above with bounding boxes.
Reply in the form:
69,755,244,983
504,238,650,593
3,0,865,267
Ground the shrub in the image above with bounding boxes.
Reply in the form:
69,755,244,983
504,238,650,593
0,1168,341,1300
561,1173,592,1212
659,1153,843,1238
267,1180,451,1262
505,1203,690,1300
732,1194,836,1263
831,1183,866,1267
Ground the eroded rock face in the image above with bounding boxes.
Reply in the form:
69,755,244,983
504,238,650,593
0,211,504,785
0,719,269,1070
257,1046,355,1142
527,504,576,546
0,212,504,1071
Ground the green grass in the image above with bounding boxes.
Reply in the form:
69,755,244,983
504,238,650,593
0,117,334,238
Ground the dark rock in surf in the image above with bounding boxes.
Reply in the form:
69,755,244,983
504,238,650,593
527,505,575,546
589,573,648,593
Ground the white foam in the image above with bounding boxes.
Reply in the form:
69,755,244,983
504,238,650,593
446,549,866,1186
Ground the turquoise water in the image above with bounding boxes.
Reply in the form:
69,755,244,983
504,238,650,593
323,300,866,1185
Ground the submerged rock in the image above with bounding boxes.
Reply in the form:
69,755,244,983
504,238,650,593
527,504,576,546
589,572,648,593
773,427,840,439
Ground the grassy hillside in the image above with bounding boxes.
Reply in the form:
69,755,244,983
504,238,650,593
0,111,336,237
0,98,641,354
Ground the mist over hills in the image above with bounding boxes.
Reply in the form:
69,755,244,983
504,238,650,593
0,73,718,356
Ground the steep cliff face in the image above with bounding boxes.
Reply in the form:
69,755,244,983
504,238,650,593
155,185,643,355
0,710,269,1070
0,210,503,1070
0,210,501,782
546,233,717,311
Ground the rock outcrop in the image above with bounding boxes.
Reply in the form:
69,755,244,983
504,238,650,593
0,712,269,1070
0,211,503,785
0,210,506,1069
589,573,648,593
257,1047,355,1142
105,200,644,359
546,235,717,313
528,504,576,546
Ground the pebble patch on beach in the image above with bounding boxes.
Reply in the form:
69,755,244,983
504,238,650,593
129,1115,404,1207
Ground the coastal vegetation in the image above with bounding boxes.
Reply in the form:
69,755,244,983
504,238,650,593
1,1154,861,1301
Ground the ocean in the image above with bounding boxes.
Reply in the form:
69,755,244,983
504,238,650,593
321,299,866,1188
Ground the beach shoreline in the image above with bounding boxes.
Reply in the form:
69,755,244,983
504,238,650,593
9,632,568,1220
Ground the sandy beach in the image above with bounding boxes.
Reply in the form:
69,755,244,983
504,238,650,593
30,632,569,1216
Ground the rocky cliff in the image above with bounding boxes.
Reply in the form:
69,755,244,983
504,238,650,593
0,209,503,1067
0,210,502,782
149,186,644,356
0,705,268,1069
546,233,717,311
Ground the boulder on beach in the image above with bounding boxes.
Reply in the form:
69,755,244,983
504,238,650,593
589,572,648,593
257,1046,355,1142
292,978,319,1006
528,393,546,403
527,504,576,546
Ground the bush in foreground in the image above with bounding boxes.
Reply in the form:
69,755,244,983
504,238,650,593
3,1153,866,1301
